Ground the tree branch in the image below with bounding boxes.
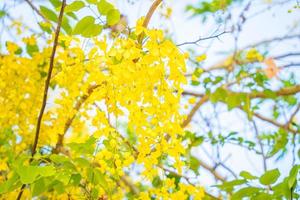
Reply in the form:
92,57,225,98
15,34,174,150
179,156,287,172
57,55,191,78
24,0,52,27
253,112,298,134
31,0,66,157
53,84,102,153
177,30,231,47
137,0,163,44
181,95,209,128
16,2,67,199
182,85,300,128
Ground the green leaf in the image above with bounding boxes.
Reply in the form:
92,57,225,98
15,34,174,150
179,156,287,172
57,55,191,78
73,16,94,35
191,136,204,147
52,180,65,194
191,80,200,86
97,0,114,15
0,173,20,194
217,179,247,193
49,0,61,8
50,154,69,163
39,165,56,177
87,168,107,188
189,156,199,174
227,93,242,110
210,87,227,103
107,9,120,26
70,174,82,186
65,1,85,13
62,16,72,34
259,169,280,185
239,171,257,180
231,187,260,200
74,157,90,167
268,129,288,157
38,22,52,34
273,177,291,199
40,6,58,22
152,176,163,188
73,16,102,37
32,178,47,196
26,44,39,57
288,165,299,189
17,165,39,184
0,10,6,19
86,0,98,4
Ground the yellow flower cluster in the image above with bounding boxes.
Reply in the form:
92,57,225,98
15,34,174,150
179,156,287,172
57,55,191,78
245,48,264,62
0,21,205,198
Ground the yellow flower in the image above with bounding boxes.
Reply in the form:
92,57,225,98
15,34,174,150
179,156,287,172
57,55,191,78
6,41,20,54
23,35,37,46
196,54,207,62
135,17,145,35
246,48,264,62
188,97,197,104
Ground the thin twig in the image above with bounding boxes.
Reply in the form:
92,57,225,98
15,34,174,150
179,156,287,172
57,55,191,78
252,120,267,172
176,30,231,46
16,2,67,199
285,103,300,130
24,0,51,25
253,112,298,134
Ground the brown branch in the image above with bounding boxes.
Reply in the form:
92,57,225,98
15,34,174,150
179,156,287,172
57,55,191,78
248,85,300,99
197,159,226,182
182,91,204,97
53,84,101,153
31,0,66,157
182,85,300,133
160,166,221,199
183,84,300,100
16,2,67,199
253,112,298,134
181,95,209,128
120,176,139,195
137,0,163,44
285,103,300,128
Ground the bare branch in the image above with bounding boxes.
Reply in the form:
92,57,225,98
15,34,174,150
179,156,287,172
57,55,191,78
176,30,231,47
252,120,267,172
253,112,298,134
285,103,300,128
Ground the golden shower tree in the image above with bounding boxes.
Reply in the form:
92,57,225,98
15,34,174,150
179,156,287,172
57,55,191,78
0,0,300,199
